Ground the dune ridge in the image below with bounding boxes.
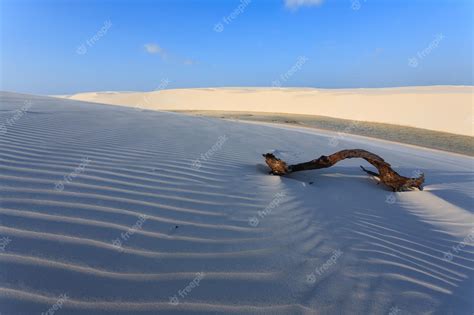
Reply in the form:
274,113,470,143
60,86,474,136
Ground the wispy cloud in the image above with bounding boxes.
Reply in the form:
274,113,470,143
144,43,168,59
183,59,197,66
144,43,196,65
284,0,324,9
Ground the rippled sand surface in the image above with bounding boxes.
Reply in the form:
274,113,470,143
1,92,473,314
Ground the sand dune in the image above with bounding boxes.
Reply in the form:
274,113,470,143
1,92,473,314
60,86,474,136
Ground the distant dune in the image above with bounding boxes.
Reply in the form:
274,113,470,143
59,86,474,136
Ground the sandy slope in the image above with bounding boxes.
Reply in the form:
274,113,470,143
0,92,473,315
60,86,474,136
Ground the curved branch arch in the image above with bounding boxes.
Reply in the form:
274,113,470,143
263,149,424,191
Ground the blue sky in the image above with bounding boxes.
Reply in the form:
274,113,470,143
1,0,472,94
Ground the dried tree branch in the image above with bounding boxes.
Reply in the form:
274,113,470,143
263,149,424,191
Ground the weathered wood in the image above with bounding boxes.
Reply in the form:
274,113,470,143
263,149,424,191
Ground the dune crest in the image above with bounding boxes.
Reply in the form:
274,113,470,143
60,86,474,136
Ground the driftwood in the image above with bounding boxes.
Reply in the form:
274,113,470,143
263,149,424,191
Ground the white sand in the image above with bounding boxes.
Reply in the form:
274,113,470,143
60,86,474,136
1,92,473,314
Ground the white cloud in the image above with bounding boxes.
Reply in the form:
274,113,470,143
285,0,324,9
144,43,168,59
144,43,196,65
183,59,197,66
144,43,161,54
